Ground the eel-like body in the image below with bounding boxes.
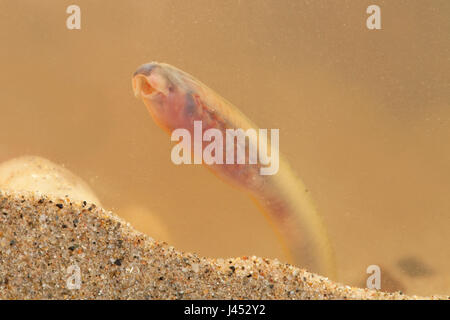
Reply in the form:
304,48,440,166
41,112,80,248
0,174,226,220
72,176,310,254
132,62,336,278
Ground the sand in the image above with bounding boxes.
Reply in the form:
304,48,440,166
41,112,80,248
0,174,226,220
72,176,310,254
0,191,447,300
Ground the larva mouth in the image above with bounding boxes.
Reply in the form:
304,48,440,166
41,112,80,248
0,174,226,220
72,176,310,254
132,72,170,100
133,74,156,98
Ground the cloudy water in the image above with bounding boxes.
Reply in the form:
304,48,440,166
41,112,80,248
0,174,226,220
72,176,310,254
0,1,449,296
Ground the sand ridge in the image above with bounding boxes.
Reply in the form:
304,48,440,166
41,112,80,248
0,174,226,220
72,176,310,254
0,191,447,300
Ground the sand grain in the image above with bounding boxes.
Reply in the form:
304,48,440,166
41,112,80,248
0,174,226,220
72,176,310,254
0,191,447,300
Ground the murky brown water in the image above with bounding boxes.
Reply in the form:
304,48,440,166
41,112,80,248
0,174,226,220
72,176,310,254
0,0,449,296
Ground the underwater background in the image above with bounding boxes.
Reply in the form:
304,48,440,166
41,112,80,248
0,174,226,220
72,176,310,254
0,0,448,295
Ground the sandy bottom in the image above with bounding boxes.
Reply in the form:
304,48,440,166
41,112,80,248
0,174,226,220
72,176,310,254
0,191,447,300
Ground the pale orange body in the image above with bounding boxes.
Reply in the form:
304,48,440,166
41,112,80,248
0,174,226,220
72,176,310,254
133,62,336,278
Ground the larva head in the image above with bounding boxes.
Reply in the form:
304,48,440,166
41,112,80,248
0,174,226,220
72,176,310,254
132,62,197,132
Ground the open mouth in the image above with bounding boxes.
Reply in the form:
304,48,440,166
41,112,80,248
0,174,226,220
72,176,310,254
133,74,157,99
133,69,171,100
